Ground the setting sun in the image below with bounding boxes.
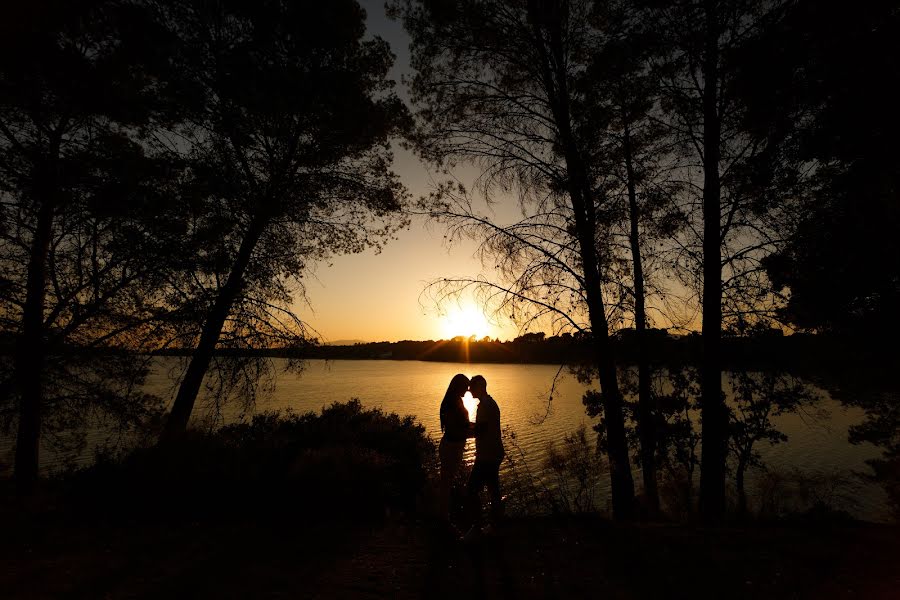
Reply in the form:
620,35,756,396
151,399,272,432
440,304,492,340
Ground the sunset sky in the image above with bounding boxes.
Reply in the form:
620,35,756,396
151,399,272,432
300,1,524,343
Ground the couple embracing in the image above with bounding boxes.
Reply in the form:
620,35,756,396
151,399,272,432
438,374,504,540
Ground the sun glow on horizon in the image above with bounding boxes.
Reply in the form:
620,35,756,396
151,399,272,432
439,304,493,340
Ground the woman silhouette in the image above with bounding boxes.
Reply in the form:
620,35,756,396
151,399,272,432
438,373,472,525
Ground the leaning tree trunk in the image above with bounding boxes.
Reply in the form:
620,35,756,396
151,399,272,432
160,213,269,441
623,120,659,513
699,0,727,524
14,185,56,488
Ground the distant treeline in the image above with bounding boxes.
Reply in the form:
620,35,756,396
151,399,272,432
148,330,898,371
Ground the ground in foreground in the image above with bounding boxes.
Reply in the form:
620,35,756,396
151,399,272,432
2,507,898,599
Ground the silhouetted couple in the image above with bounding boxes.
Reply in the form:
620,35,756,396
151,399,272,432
438,374,504,542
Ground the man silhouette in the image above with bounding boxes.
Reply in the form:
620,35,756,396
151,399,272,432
464,375,504,540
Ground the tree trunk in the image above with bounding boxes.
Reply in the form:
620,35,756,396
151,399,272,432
736,457,747,516
699,0,727,524
560,128,635,522
571,134,635,522
587,306,636,520
530,3,634,520
567,124,634,522
160,213,269,441
685,472,694,515
623,120,659,513
14,191,56,488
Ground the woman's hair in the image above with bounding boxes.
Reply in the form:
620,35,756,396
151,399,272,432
440,373,469,432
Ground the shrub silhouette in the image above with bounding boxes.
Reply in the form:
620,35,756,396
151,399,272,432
73,400,435,522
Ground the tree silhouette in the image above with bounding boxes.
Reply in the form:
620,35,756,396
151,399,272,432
645,0,801,522
727,371,816,515
735,1,900,336
652,366,702,517
393,0,637,519
157,0,410,439
576,0,687,513
0,0,184,485
848,390,900,522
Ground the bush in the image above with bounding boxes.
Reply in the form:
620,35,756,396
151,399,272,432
657,467,698,521
500,424,609,517
542,424,608,514
754,466,860,520
71,400,436,522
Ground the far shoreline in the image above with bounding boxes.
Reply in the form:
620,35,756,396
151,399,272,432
149,331,899,373
4,330,894,373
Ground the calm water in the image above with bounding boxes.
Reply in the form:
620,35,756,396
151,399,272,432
149,358,889,521
4,358,891,521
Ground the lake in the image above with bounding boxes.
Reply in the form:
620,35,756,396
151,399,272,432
4,357,892,522
148,358,891,521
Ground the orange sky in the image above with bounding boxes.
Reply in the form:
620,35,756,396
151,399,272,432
301,216,521,343
296,2,524,343
298,2,701,344
300,140,525,343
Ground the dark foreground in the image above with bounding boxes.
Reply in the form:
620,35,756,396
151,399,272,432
2,506,898,600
